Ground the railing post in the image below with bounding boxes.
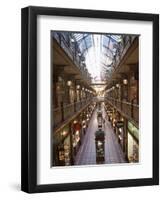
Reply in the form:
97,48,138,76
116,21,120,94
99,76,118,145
74,100,76,113
131,102,134,118
60,101,64,122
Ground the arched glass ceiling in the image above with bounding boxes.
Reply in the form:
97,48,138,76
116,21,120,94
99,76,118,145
73,33,93,57
71,33,123,83
71,33,123,82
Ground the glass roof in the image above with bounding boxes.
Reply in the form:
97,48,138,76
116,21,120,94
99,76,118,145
73,33,93,56
70,33,123,83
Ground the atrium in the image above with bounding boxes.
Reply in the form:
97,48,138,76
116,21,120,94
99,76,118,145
52,31,139,166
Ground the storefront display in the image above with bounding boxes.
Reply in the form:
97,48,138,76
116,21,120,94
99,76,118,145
72,130,80,147
58,145,65,166
72,120,82,155
55,125,71,166
116,120,124,148
82,120,86,134
63,136,71,166
127,122,139,162
58,137,71,166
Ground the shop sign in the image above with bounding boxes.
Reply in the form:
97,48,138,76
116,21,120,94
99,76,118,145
116,121,124,128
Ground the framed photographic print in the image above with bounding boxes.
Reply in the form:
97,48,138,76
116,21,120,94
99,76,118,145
21,6,159,193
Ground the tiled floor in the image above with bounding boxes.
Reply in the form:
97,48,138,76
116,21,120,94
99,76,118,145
74,104,126,165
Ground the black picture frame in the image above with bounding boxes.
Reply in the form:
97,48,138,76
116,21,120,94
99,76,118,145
21,6,159,193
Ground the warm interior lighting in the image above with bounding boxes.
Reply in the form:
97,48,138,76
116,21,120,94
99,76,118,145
67,80,72,86
97,141,102,146
119,135,122,140
116,83,120,88
61,131,67,136
76,85,80,89
123,79,128,85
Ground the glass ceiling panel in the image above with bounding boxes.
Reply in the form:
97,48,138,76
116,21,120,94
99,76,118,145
70,33,123,83
73,33,89,42
77,35,93,55
110,35,122,42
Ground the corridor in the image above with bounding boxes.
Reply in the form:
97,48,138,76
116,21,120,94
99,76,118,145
74,104,126,165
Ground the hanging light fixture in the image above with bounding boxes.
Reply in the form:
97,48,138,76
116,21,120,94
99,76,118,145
76,85,80,89
123,79,128,85
67,80,72,86
116,83,120,88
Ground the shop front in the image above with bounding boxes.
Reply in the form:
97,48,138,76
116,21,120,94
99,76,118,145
72,120,82,156
53,125,71,166
104,103,114,122
82,119,87,135
127,121,139,162
116,119,125,150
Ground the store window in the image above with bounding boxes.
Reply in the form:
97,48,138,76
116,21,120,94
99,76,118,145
127,122,139,162
63,136,71,166
56,126,71,166
72,120,82,149
57,137,71,166
72,130,80,147
128,133,139,162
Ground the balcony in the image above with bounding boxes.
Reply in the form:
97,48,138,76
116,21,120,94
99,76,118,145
53,99,92,128
106,97,139,125
112,35,137,70
53,32,91,84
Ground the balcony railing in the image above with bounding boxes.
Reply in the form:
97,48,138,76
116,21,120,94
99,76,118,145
106,97,139,124
112,35,137,70
53,99,92,128
53,32,91,84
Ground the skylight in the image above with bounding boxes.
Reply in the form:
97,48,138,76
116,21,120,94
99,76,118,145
71,33,123,83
